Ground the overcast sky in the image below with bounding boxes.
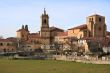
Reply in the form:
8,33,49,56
0,0,110,38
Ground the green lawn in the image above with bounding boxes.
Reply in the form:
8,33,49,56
0,59,110,73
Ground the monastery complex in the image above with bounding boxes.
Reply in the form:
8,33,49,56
0,9,110,55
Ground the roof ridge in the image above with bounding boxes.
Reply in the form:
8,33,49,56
68,24,87,30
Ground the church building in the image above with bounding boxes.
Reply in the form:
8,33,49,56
68,14,106,38
16,10,110,53
16,9,64,51
67,14,110,53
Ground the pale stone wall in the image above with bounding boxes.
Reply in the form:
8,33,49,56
68,29,80,37
53,55,110,64
68,29,87,39
17,30,29,41
16,32,21,39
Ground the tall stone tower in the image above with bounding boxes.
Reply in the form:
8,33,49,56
87,14,106,37
40,8,50,44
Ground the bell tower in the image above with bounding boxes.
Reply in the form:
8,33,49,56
87,14,106,37
40,8,50,44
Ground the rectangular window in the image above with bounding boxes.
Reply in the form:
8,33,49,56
0,43,3,46
7,43,10,46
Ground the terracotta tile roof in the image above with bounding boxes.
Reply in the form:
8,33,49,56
0,38,17,42
28,33,41,38
6,37,17,42
57,31,68,36
68,24,87,30
50,26,64,32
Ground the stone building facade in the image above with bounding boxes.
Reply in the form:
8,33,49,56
15,13,110,53
16,9,64,51
0,38,17,53
0,9,110,54
67,14,110,53
68,14,106,38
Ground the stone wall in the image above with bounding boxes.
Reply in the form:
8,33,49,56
53,55,110,64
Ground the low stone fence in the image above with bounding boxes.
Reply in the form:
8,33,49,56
53,55,110,64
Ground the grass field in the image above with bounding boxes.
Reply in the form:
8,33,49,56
0,59,110,73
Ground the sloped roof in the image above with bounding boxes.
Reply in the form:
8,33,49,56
50,26,64,32
88,14,104,17
17,29,26,32
0,38,17,42
68,24,87,30
28,33,41,38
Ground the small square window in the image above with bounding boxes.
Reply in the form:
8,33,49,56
0,43,3,46
7,43,10,46
22,35,24,37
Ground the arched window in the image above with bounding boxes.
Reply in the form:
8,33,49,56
92,18,93,21
99,18,101,22
12,49,14,52
89,18,93,22
44,19,46,24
